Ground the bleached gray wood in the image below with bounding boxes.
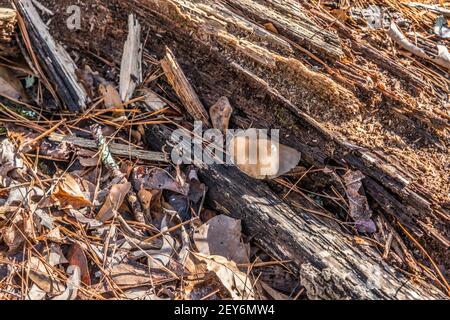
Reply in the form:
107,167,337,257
120,14,143,102
48,133,168,163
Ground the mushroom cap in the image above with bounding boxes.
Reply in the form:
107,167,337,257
229,134,301,179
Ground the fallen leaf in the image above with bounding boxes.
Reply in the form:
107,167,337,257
209,96,233,132
99,83,123,110
147,216,176,269
66,208,103,228
184,273,230,300
52,265,80,300
108,262,174,287
96,182,131,222
132,166,189,195
79,156,100,167
39,140,72,160
259,281,292,300
67,243,91,286
52,174,92,209
195,253,255,300
5,183,43,206
343,171,376,233
141,88,167,111
194,215,249,265
46,226,63,242
2,213,26,252
46,243,68,266
187,167,206,203
0,65,27,100
120,287,169,300
0,139,24,186
27,284,46,300
34,208,55,229
28,256,65,294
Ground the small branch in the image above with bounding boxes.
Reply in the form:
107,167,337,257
48,133,168,163
403,2,450,18
387,21,450,70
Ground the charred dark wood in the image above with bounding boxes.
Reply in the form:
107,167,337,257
15,0,88,112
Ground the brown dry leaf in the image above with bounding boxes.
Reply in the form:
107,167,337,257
96,182,131,222
119,288,168,300
0,139,24,186
209,96,233,132
263,22,278,34
229,131,301,179
27,256,65,294
108,262,174,287
184,273,230,300
5,183,43,206
2,213,26,252
99,83,122,109
343,171,376,233
39,140,72,160
67,243,91,286
52,174,92,209
132,166,189,196
46,227,63,242
137,188,154,212
194,253,255,300
0,65,27,100
194,215,249,265
79,157,99,167
52,265,80,300
147,216,176,269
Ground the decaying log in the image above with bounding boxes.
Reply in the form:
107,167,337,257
160,47,210,124
15,0,88,112
136,0,449,251
119,14,143,102
48,133,168,163
147,125,446,300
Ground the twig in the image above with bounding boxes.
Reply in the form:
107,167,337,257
48,133,168,163
387,21,450,70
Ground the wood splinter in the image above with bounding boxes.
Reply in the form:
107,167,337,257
161,47,210,124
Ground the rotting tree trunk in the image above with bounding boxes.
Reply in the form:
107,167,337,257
127,0,449,252
147,125,446,299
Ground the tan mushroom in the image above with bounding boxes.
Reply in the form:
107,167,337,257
229,132,301,179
